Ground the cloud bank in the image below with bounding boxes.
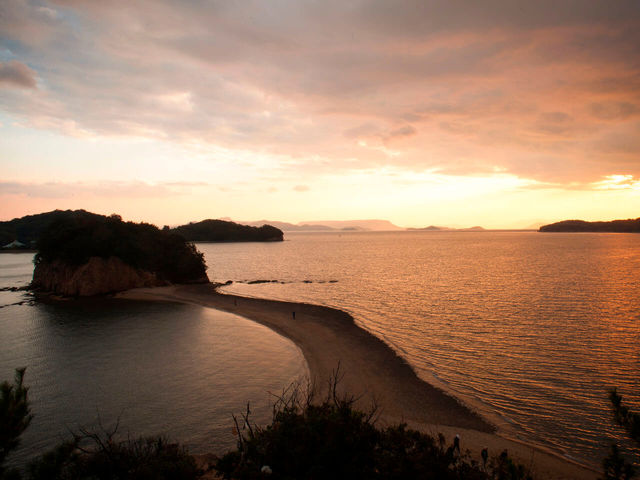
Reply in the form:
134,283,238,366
1,0,639,186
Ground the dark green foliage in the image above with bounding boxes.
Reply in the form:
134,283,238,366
489,450,534,480
171,220,283,242
602,444,635,480
610,389,640,444
216,382,532,480
0,210,283,246
26,434,201,480
539,218,640,233
34,213,207,284
602,389,639,480
0,210,104,246
0,369,33,477
25,441,77,480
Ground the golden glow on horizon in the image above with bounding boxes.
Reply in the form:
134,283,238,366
0,1,639,226
593,175,640,191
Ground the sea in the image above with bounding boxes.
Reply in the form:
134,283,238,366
1,231,638,469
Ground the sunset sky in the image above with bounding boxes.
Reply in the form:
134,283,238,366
1,0,639,228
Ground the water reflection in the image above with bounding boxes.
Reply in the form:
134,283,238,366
1,272,307,466
204,231,640,467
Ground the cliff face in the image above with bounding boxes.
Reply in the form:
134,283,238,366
32,256,169,296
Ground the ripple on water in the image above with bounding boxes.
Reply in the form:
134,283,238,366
205,231,640,468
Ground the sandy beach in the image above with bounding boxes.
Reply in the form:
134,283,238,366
118,283,598,479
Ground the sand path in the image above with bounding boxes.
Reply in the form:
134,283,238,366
118,283,598,479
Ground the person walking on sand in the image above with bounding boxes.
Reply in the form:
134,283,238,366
453,434,460,454
481,447,488,470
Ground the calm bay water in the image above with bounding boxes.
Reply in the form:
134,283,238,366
199,231,640,468
1,231,638,469
0,253,306,467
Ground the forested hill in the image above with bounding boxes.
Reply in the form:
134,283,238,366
171,219,284,242
0,209,103,246
1,210,284,245
39,213,207,279
32,212,209,295
539,217,640,232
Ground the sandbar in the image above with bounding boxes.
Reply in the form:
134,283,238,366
118,283,598,479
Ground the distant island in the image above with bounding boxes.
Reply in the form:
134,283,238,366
225,218,493,232
407,225,485,232
225,218,403,232
0,210,284,247
171,219,283,242
539,217,640,232
31,212,209,296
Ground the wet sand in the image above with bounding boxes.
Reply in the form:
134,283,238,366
118,283,598,479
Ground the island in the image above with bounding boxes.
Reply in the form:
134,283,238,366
1,210,285,246
170,219,283,242
0,209,104,248
31,213,209,296
5,211,601,479
539,217,640,232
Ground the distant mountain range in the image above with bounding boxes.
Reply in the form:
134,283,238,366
539,217,640,232
222,218,404,232
406,225,485,232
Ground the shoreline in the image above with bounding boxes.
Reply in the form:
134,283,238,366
117,283,598,479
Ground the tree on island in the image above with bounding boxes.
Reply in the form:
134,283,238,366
33,213,208,287
539,218,640,233
171,219,283,243
0,210,284,249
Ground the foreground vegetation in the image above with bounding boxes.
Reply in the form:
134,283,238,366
2,370,638,479
602,389,640,480
0,369,200,480
216,379,532,480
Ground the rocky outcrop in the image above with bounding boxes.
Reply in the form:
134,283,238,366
32,256,168,296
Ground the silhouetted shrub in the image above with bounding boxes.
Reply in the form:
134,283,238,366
0,369,33,480
26,433,201,480
610,389,640,444
601,389,639,480
0,370,202,480
216,378,532,480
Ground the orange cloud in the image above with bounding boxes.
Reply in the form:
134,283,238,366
0,0,638,205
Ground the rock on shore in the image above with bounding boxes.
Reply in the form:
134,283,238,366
32,256,168,296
